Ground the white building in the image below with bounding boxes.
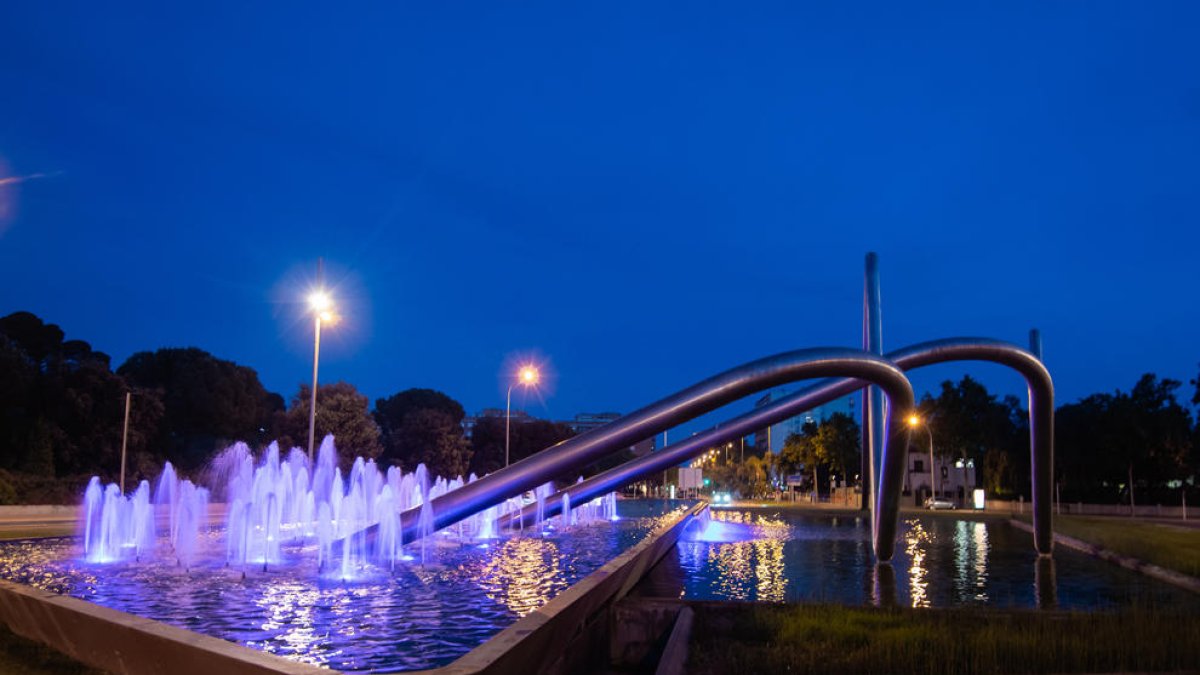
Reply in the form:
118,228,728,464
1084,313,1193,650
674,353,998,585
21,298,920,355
903,446,977,507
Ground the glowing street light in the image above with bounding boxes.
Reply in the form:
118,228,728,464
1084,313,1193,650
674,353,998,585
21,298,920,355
907,414,937,501
505,365,540,467
306,289,337,463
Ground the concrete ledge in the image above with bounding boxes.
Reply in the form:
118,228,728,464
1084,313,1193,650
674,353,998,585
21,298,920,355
653,605,692,675
0,578,334,675
1009,518,1200,594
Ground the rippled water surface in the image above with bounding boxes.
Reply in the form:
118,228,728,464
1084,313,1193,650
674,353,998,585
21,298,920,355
0,500,689,673
664,508,1200,610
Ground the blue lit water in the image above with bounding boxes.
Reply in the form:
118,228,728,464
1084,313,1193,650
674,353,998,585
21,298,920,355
656,507,1200,610
0,500,690,673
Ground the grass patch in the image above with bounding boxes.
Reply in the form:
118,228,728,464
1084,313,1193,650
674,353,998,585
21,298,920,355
1047,515,1200,578
688,603,1200,675
0,624,102,675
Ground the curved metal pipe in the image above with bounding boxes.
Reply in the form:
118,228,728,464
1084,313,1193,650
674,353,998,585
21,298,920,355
529,337,1054,557
887,338,1054,555
514,372,913,560
391,348,915,548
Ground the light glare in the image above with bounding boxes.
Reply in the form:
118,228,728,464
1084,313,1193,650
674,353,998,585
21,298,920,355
308,291,332,313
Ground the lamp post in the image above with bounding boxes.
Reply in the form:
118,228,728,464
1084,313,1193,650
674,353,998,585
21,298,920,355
119,391,131,493
307,290,335,464
505,365,539,467
907,414,936,502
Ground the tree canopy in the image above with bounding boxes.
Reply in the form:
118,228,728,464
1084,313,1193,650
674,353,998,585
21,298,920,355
118,347,282,471
468,416,575,477
916,376,1027,497
375,388,471,478
278,382,382,468
1057,373,1193,504
0,312,152,482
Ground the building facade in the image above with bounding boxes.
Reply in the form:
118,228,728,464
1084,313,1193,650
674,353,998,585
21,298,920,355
752,387,858,454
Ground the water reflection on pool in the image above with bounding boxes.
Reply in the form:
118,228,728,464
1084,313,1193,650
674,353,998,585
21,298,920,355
661,508,1199,610
0,500,689,673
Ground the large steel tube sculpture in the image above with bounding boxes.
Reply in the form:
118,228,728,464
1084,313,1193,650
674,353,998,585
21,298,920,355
389,349,915,548
515,369,914,560
531,337,1054,557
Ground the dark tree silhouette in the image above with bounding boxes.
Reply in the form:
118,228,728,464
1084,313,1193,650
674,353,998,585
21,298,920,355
119,347,281,471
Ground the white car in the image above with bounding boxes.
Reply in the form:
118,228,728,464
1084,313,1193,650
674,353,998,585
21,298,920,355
924,497,956,510
711,492,733,505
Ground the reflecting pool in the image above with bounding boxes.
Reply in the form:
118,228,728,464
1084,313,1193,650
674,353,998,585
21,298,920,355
658,508,1200,610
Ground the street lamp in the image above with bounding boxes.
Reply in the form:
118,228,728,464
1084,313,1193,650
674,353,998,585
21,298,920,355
505,365,539,467
307,290,336,464
907,414,936,502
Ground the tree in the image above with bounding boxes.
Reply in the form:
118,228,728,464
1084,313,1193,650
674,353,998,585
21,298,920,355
0,311,70,370
0,312,155,481
382,407,471,479
118,347,282,471
468,416,575,477
278,382,383,467
814,413,860,484
0,333,38,471
917,376,1025,497
1057,374,1193,505
738,455,769,497
374,388,470,477
780,422,820,494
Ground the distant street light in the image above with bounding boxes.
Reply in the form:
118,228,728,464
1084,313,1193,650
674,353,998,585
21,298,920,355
505,365,540,467
307,289,336,464
907,414,937,501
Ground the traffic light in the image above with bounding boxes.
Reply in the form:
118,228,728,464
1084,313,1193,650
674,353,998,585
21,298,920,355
703,478,711,486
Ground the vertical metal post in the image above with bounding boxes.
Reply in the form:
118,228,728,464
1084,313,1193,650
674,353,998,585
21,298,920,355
120,391,131,494
1029,328,1043,360
307,314,321,464
926,426,936,499
505,384,514,467
863,253,884,521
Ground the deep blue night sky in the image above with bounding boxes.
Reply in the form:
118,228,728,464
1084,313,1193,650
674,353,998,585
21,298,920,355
2,3,1198,428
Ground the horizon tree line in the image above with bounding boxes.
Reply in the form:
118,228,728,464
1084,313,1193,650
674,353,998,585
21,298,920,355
0,310,1197,506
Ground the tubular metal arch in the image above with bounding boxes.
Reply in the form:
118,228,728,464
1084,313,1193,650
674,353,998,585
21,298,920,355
527,337,1054,559
887,338,1054,554
388,348,915,549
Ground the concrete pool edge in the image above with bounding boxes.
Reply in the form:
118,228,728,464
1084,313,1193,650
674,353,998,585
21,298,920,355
405,500,707,675
1008,518,1200,594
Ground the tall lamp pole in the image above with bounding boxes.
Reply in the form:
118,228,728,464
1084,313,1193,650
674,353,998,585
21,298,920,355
120,391,131,493
307,290,335,464
907,414,936,500
505,365,540,467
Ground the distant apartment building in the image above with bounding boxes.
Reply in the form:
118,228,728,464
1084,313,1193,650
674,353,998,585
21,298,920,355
461,407,534,438
567,412,621,434
567,412,655,455
752,387,858,454
462,409,653,456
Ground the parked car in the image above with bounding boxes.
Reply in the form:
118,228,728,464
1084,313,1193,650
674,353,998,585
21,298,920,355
924,496,956,510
